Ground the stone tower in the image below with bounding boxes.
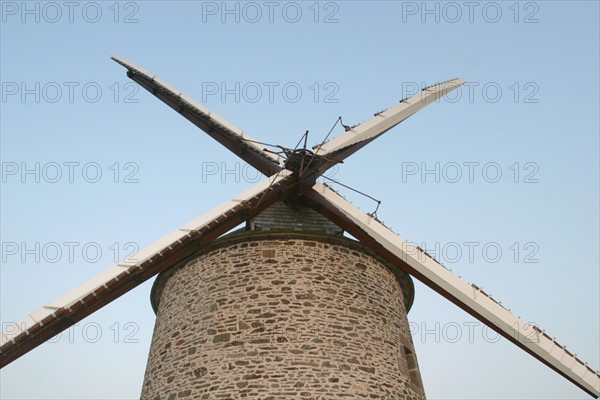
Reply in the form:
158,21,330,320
141,202,425,399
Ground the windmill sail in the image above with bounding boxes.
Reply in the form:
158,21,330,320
0,171,293,368
302,183,600,398
112,55,283,177
311,79,465,174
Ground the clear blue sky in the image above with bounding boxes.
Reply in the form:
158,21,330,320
1,1,598,399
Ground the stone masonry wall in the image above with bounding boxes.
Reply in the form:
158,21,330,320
141,234,425,400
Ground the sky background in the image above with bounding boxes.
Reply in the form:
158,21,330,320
1,1,599,399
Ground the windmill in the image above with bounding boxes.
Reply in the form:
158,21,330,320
1,56,598,399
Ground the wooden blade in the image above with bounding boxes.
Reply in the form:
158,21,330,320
0,171,294,368
302,183,600,399
112,55,283,177
313,79,465,173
